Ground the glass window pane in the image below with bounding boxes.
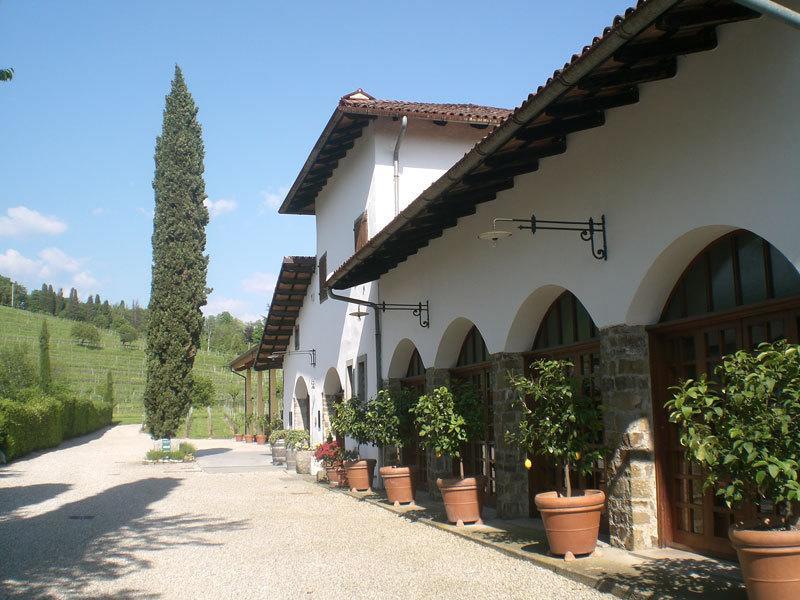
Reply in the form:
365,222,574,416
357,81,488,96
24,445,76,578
664,283,685,321
576,299,593,341
709,240,736,312
737,232,767,305
560,293,575,345
770,245,800,298
546,308,560,347
685,260,709,317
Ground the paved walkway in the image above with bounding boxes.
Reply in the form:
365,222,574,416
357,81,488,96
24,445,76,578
0,425,613,599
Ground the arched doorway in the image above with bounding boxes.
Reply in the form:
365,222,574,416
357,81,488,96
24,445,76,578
293,377,310,434
323,368,343,442
451,325,495,507
400,348,427,488
651,230,800,556
524,291,606,530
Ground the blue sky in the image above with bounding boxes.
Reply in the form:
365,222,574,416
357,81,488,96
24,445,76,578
1,0,632,321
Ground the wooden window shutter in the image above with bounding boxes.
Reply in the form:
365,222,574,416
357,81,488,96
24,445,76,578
318,252,327,303
354,211,368,251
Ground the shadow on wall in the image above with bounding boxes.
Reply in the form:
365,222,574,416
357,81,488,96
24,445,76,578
598,557,745,599
0,478,250,599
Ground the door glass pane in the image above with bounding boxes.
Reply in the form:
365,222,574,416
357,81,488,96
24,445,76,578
685,261,709,317
577,301,593,341
546,309,559,347
771,245,800,299
709,241,736,312
560,293,575,345
737,233,768,305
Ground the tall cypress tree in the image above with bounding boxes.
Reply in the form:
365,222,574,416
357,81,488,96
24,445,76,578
144,66,209,438
38,320,52,390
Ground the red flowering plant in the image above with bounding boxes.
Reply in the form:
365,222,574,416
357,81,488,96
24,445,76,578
313,440,343,467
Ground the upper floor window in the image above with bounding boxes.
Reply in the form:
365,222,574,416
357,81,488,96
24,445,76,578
318,252,327,304
354,211,368,252
356,355,367,402
294,324,300,351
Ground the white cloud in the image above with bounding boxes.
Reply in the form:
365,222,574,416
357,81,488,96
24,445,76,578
204,198,237,219
203,293,260,322
260,186,289,211
91,207,106,216
0,247,99,298
241,271,277,296
0,206,67,237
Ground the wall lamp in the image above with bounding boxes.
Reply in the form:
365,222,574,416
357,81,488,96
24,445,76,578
267,349,317,367
479,214,607,261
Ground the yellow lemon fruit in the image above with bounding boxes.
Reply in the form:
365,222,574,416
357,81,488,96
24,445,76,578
575,452,582,460
524,458,533,470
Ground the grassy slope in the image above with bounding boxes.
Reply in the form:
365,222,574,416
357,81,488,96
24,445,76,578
0,305,240,438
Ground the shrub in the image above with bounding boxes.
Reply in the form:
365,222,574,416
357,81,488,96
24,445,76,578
314,439,342,465
0,343,37,398
667,340,800,528
285,429,310,450
268,429,289,444
506,358,604,497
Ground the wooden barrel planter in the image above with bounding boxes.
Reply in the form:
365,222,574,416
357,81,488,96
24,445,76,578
271,439,286,465
379,466,415,505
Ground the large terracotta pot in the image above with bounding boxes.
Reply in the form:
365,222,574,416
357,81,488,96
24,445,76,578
729,524,800,600
255,434,267,445
326,462,347,487
437,477,484,525
344,459,377,492
380,466,415,505
244,434,255,443
271,439,286,465
295,450,312,474
285,449,297,470
535,489,605,556
234,434,244,442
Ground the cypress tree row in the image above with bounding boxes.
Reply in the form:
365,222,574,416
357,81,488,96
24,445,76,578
144,66,209,438
38,320,52,390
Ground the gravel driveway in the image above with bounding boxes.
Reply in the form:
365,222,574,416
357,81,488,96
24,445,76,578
0,425,613,599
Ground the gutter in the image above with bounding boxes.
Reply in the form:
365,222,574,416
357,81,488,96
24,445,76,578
327,0,685,290
326,287,383,392
736,0,800,29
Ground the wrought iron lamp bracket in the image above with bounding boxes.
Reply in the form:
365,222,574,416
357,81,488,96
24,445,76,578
495,214,607,261
270,349,316,367
378,300,430,328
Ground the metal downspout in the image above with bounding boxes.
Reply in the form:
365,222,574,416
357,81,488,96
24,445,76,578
326,287,383,392
393,116,408,216
736,0,800,30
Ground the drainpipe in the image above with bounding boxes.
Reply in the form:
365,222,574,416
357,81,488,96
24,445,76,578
393,116,408,216
736,0,800,30
326,287,383,392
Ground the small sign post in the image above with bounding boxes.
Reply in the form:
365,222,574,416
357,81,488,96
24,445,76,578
161,438,171,452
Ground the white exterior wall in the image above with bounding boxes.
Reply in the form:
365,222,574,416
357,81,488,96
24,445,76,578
281,117,490,455
378,16,800,374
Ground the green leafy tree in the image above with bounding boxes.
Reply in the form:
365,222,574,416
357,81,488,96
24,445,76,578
329,395,370,453
0,68,12,81
411,383,483,479
117,323,138,348
38,320,52,390
667,340,800,528
190,375,215,408
144,66,209,439
362,388,414,464
506,359,604,497
103,371,115,406
70,322,101,347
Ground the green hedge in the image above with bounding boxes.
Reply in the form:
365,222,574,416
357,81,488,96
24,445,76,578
0,390,113,460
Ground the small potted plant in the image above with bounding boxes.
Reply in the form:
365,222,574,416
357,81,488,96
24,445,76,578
330,396,377,492
255,414,269,445
243,414,256,443
411,384,484,525
315,439,346,487
293,433,313,475
367,388,416,506
507,358,605,557
233,414,244,442
269,429,288,465
667,340,800,600
284,430,309,471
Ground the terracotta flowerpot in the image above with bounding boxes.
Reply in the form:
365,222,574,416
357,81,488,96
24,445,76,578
380,466,415,505
535,489,605,556
234,434,243,442
244,434,255,443
271,439,286,465
437,477,484,525
326,462,347,487
729,523,800,600
255,434,267,445
295,450,312,474
285,449,297,470
344,459,376,492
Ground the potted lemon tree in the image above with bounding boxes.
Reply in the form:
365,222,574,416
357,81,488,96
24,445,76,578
366,388,416,506
411,384,484,525
507,358,605,558
330,396,376,492
667,340,800,600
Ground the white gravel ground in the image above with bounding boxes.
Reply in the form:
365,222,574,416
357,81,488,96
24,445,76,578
0,425,613,599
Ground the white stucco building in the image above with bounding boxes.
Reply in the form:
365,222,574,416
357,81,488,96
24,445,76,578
247,0,800,558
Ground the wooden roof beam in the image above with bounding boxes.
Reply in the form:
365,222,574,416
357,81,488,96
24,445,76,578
516,112,605,142
580,58,677,91
547,87,640,119
486,137,567,168
655,3,758,31
614,28,717,63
